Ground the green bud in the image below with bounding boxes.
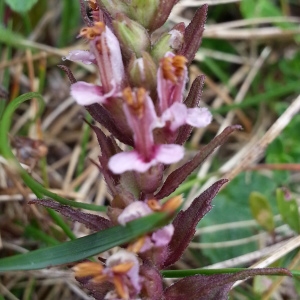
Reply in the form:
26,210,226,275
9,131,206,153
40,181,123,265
113,14,150,60
128,52,157,92
98,0,179,31
151,29,184,62
98,0,159,30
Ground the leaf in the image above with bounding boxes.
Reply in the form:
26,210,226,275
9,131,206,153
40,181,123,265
178,4,208,64
5,0,38,13
163,268,291,300
155,125,242,199
276,189,300,233
161,179,228,268
249,192,275,232
240,0,281,19
200,172,277,263
0,212,167,271
29,199,112,232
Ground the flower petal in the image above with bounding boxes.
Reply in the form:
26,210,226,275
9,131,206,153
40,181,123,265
117,201,152,226
152,224,174,247
106,250,141,293
186,107,212,128
160,103,188,131
71,81,105,105
63,50,96,64
155,144,184,165
108,151,154,174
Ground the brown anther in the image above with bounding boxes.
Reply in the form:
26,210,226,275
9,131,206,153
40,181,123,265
123,87,145,118
79,22,105,40
123,87,134,105
162,57,177,83
172,55,187,77
92,274,108,283
127,236,146,253
73,262,104,277
147,199,161,211
111,262,134,274
161,55,187,83
88,0,99,10
114,275,129,300
161,195,183,213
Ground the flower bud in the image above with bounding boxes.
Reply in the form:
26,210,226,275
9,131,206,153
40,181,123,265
128,52,157,91
113,14,150,60
151,29,184,63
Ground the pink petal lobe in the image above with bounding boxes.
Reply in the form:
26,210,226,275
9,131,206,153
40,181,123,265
63,50,96,64
152,224,174,247
117,201,152,226
186,107,212,127
108,151,154,174
71,82,105,105
155,144,184,164
160,103,188,131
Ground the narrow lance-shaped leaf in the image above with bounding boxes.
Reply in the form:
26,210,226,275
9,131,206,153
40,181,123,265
176,75,205,145
161,179,228,268
0,212,167,271
29,199,112,232
163,268,292,300
178,4,208,64
155,125,242,199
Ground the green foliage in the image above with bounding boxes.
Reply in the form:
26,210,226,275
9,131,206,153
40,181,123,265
199,173,277,263
5,0,38,13
249,192,275,233
0,212,167,271
240,0,281,19
276,189,300,233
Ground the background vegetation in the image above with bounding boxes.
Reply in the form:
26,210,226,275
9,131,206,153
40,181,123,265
0,0,300,299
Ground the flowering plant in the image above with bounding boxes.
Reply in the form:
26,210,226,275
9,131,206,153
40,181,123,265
0,1,292,299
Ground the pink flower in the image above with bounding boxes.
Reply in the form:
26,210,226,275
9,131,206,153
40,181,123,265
157,52,212,131
69,22,125,106
118,201,175,253
160,102,212,132
140,224,174,252
157,52,188,113
118,202,152,226
105,250,141,294
108,87,184,174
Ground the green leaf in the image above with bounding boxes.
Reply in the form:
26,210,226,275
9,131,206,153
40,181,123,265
240,0,281,19
5,0,38,13
249,192,275,232
199,172,277,263
276,189,300,233
0,212,167,271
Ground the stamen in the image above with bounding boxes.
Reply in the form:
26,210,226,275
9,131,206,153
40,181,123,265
161,195,183,213
88,0,99,10
114,275,129,300
73,262,104,277
111,262,134,274
92,274,108,283
79,22,105,40
161,55,187,83
147,199,161,211
127,236,146,253
123,87,146,118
